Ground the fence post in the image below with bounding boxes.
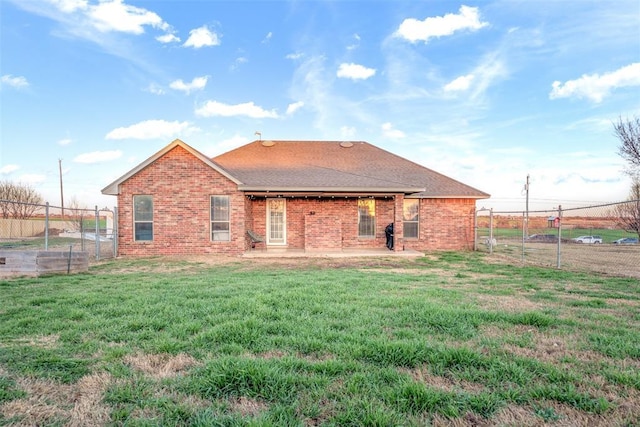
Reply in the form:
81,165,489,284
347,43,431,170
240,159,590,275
473,209,478,251
113,206,118,258
556,205,562,269
522,211,526,263
95,205,100,261
489,208,494,255
45,202,49,251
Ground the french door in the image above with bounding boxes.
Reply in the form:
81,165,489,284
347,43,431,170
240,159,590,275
266,198,286,245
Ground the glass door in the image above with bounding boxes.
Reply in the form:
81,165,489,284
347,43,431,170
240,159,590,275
267,198,286,245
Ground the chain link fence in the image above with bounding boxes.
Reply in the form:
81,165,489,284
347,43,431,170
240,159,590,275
0,199,117,261
475,200,640,278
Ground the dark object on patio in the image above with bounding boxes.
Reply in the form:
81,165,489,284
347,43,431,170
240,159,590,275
247,230,264,249
385,223,394,250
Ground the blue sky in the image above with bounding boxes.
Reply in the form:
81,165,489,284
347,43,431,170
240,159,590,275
1,0,639,211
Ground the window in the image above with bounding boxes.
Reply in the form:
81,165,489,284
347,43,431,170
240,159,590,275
403,199,419,239
133,195,153,241
211,196,230,241
358,198,375,237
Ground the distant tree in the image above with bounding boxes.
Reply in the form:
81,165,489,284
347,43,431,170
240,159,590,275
613,178,640,239
0,181,12,218
614,116,640,177
0,180,43,219
67,196,88,232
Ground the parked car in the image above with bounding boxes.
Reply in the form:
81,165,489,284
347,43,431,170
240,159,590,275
572,235,602,244
613,237,638,245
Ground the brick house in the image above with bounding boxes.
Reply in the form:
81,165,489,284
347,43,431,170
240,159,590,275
101,139,489,256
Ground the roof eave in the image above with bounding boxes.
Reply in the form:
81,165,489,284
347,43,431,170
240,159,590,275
239,186,426,193
405,194,491,200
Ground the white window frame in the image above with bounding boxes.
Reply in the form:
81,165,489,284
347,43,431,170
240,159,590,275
358,198,376,238
403,199,419,239
211,195,230,242
133,195,153,241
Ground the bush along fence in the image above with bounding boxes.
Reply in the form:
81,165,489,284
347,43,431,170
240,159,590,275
0,199,117,261
475,199,640,278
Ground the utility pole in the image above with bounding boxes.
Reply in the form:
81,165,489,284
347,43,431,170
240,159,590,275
59,159,64,217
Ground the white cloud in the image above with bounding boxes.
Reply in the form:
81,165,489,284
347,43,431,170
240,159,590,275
88,0,168,34
444,74,474,92
340,126,357,138
286,101,304,115
382,122,406,139
230,57,248,71
212,135,251,155
550,63,640,103
58,138,73,146
195,101,279,119
18,173,46,184
0,164,20,174
184,26,220,48
169,76,208,94
262,31,272,43
105,119,198,140
395,5,488,43
50,0,87,13
74,150,122,164
286,52,304,60
156,33,180,43
145,83,165,95
1,74,30,89
336,63,376,80
347,33,361,50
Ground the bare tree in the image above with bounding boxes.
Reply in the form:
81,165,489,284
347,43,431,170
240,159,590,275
0,180,14,219
614,178,640,239
67,196,88,232
0,180,43,219
614,116,640,176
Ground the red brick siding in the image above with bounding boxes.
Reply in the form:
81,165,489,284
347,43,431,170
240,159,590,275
116,145,245,256
246,197,398,250
403,198,476,251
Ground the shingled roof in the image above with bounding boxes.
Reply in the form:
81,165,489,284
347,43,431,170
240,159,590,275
213,140,489,199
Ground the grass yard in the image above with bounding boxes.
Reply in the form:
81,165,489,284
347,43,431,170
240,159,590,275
0,252,638,426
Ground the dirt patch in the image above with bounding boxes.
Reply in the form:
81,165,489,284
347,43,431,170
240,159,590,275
67,373,112,427
361,267,449,276
123,353,201,379
228,396,268,417
490,241,640,279
27,334,60,349
474,294,544,312
98,254,421,275
0,372,112,427
1,334,60,350
431,412,491,427
400,366,486,394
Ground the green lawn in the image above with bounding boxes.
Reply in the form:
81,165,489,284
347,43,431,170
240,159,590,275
0,253,638,426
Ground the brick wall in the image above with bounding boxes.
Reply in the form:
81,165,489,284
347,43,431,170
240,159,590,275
402,198,476,251
114,147,477,255
247,197,390,250
116,145,245,256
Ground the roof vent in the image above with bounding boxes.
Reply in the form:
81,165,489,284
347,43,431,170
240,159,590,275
261,140,275,147
339,141,354,148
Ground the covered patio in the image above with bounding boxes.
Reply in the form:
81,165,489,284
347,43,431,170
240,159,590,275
243,248,424,258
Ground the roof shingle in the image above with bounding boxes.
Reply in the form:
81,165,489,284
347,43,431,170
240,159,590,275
213,140,489,198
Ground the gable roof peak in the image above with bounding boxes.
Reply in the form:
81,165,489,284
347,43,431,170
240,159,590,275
101,139,240,195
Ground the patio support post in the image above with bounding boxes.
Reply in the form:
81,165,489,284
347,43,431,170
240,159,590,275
394,194,404,251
